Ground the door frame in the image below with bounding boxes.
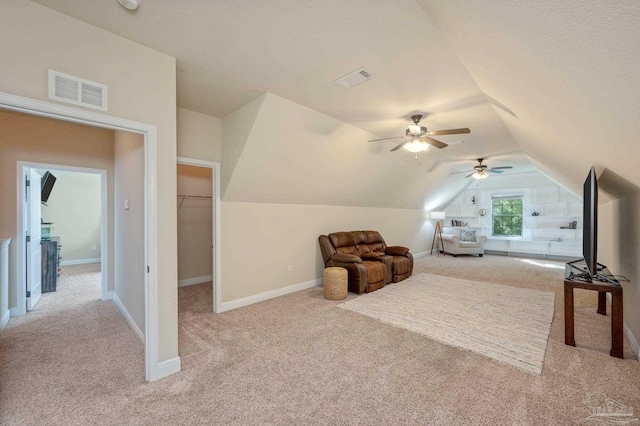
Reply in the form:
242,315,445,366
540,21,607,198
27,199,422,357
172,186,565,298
25,169,42,311
176,157,221,313
17,162,109,306
0,91,161,382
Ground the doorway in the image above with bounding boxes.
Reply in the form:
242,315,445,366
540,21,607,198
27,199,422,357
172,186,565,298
0,91,164,381
176,157,221,313
18,163,108,311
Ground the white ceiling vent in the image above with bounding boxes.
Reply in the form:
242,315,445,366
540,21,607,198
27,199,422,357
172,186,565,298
335,67,375,88
48,70,108,111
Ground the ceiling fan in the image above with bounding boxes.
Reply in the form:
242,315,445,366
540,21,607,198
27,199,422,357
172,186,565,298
451,158,513,179
369,114,470,153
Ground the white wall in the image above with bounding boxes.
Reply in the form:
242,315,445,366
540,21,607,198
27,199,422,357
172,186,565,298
221,202,432,302
113,131,145,335
446,172,583,256
177,107,222,163
598,170,640,355
37,170,102,263
177,164,213,284
0,1,179,363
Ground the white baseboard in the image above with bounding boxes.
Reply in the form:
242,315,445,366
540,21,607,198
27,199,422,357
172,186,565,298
10,306,24,317
413,251,429,259
178,275,213,287
624,322,640,362
112,292,144,344
157,356,182,380
219,277,322,313
60,257,101,266
0,309,10,330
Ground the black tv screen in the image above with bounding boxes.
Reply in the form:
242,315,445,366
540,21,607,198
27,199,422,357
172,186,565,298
41,171,57,203
583,167,597,276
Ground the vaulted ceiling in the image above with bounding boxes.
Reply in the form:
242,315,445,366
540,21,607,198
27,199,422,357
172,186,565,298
31,0,640,206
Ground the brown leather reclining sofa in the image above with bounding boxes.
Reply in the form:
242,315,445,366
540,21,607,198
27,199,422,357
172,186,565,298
318,230,413,294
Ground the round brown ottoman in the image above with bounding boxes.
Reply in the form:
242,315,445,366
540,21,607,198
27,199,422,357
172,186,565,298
323,267,348,300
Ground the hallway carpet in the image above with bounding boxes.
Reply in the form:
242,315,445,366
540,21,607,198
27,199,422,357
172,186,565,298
2,256,639,425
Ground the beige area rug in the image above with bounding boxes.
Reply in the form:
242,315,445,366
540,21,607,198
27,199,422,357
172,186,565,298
339,272,555,374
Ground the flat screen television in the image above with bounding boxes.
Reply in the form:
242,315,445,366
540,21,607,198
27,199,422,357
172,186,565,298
41,171,57,204
583,166,597,277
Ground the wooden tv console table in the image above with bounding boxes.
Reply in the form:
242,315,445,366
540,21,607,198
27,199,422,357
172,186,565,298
564,277,623,358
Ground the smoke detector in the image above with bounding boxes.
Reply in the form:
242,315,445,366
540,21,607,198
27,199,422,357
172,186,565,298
118,0,141,11
335,67,375,88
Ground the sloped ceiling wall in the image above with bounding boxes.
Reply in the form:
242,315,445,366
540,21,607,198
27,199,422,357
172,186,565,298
222,92,475,210
417,0,640,196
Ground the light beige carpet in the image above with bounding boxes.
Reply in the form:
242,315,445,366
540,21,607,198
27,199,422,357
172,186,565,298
339,272,555,374
2,255,640,425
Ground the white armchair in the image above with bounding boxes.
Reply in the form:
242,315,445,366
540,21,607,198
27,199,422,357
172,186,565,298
440,227,487,257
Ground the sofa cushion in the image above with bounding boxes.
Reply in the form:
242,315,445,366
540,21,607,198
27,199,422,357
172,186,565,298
362,231,385,253
329,231,356,248
361,252,384,259
329,232,359,256
459,241,480,248
460,229,477,242
363,261,386,284
336,245,359,256
392,256,411,275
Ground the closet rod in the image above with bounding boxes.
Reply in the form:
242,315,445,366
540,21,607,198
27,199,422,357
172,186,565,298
177,194,213,212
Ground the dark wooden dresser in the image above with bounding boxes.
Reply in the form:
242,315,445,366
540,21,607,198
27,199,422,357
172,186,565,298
41,237,61,293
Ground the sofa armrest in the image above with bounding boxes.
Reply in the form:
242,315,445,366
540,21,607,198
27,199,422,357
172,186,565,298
330,254,362,263
441,234,459,243
385,246,409,256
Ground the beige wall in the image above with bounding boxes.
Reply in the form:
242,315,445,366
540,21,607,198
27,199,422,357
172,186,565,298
221,202,432,302
221,94,266,195
0,110,115,308
177,107,222,163
37,169,102,262
0,1,178,363
114,131,146,333
600,194,640,352
177,165,213,282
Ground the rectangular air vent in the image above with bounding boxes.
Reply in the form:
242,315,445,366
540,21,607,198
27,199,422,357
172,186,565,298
48,70,108,111
335,67,375,88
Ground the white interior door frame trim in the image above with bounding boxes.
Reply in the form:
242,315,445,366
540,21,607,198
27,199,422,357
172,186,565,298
16,162,109,305
0,91,161,382
176,157,221,313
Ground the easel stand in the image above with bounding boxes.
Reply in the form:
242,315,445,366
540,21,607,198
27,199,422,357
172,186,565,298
430,221,446,256
564,260,628,358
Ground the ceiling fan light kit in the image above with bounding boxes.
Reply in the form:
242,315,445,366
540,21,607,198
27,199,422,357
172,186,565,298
472,170,489,179
368,114,470,161
450,158,514,179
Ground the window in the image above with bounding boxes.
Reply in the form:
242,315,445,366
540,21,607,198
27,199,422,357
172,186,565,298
492,196,523,236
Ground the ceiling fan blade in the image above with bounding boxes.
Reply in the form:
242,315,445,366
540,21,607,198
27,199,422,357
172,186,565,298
449,169,474,174
390,141,407,152
428,128,471,136
488,166,513,170
488,169,504,174
464,173,475,178
368,136,404,142
424,137,448,149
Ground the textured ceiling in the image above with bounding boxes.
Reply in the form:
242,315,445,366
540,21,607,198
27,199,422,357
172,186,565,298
29,0,639,204
30,0,520,163
416,0,640,193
